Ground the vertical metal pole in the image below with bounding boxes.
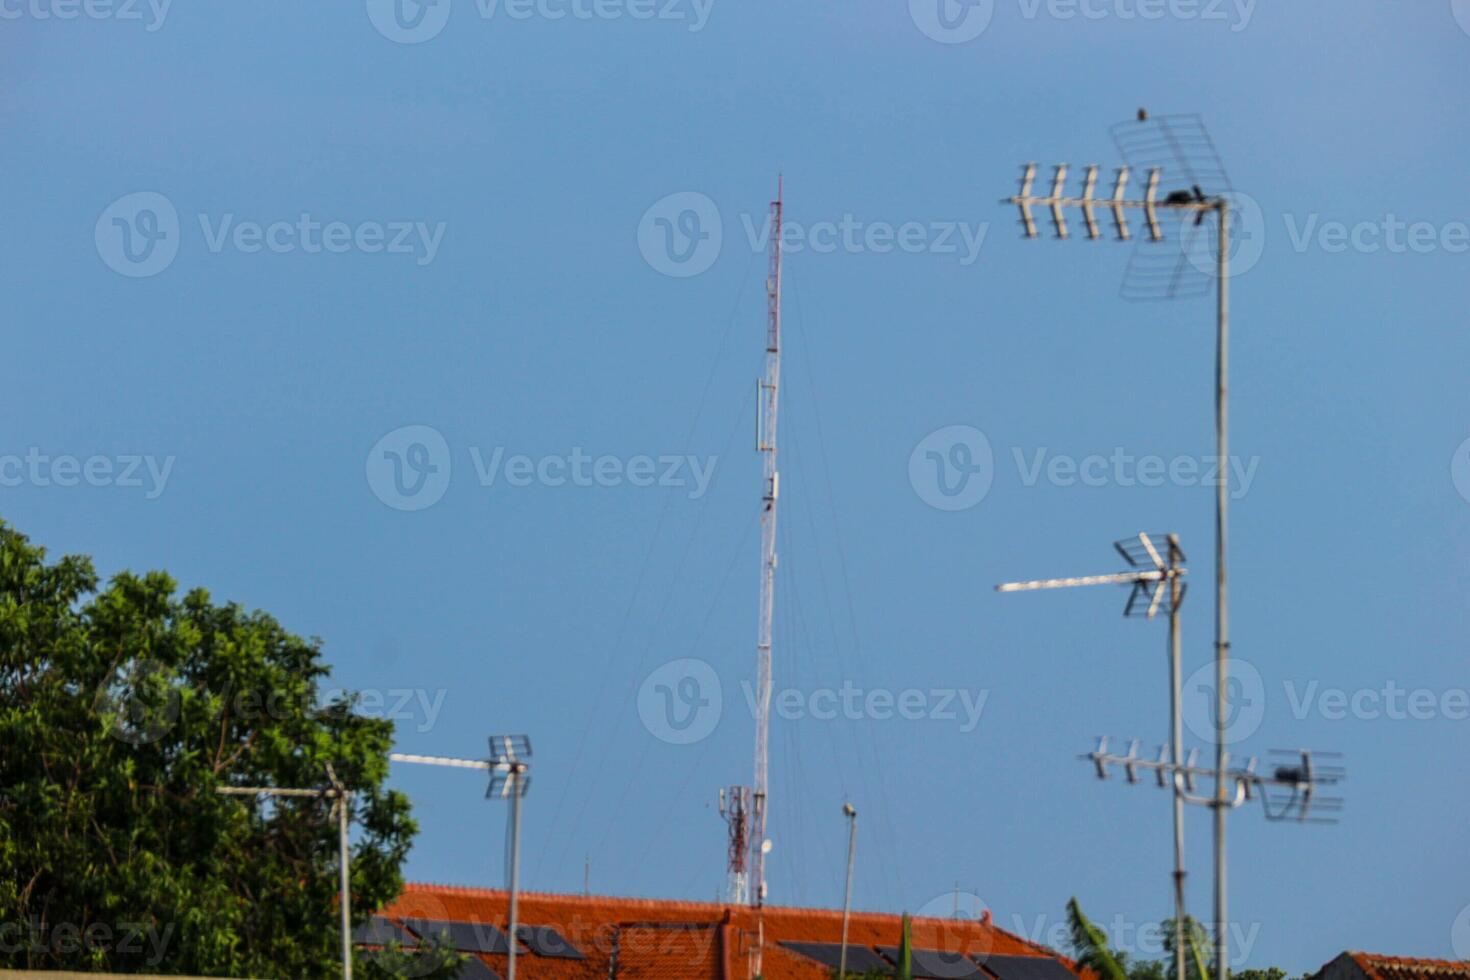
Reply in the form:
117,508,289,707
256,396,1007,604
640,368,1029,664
1212,202,1230,980
1167,537,1186,980
508,780,523,980
838,807,858,978
338,792,353,980
752,178,783,914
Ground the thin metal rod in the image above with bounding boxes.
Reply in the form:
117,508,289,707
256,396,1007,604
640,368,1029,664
389,752,496,771
215,786,331,797
1005,194,1216,214
996,570,1166,592
1212,201,1230,980
507,784,523,980
339,791,353,980
838,807,858,978
1168,536,1186,980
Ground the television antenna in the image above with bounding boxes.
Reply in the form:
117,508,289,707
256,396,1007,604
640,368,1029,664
390,734,532,980
215,763,354,980
1003,113,1237,980
1084,740,1346,824
998,532,1189,980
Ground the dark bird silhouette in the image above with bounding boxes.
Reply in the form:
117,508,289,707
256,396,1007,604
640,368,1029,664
1137,107,1148,121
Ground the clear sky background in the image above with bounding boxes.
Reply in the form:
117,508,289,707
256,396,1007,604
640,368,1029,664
4,0,1470,973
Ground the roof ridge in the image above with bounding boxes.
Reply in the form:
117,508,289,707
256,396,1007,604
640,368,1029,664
1353,952,1470,969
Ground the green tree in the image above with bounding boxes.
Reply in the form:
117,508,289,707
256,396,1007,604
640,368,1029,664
1067,897,1131,980
0,521,458,977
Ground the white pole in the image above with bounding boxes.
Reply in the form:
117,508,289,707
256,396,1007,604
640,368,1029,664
339,791,353,980
1168,536,1186,980
838,805,858,978
1212,201,1230,980
507,777,523,980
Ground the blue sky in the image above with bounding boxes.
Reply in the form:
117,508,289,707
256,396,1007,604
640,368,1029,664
4,0,1470,973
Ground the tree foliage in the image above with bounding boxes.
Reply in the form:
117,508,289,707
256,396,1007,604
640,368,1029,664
0,521,453,977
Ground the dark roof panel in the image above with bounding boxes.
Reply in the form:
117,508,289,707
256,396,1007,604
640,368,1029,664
985,954,1082,980
781,940,891,973
878,945,988,979
515,924,586,959
352,916,415,947
404,918,512,954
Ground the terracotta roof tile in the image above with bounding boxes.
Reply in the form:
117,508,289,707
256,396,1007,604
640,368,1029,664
375,884,1086,979
1350,952,1470,980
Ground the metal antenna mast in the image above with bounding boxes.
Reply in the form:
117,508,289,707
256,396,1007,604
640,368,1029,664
998,532,1189,980
390,735,532,980
749,177,784,912
1004,125,1234,980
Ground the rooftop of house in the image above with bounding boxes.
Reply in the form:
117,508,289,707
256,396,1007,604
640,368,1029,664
362,883,1088,979
1314,952,1470,980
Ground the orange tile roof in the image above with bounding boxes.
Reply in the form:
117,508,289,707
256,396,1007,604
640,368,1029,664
375,883,1086,979
1347,953,1470,980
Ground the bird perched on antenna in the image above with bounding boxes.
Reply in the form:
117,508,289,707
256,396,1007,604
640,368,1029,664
1137,107,1148,121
